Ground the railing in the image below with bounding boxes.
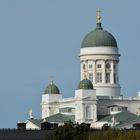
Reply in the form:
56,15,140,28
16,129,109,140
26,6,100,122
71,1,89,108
98,96,140,101
60,97,75,102
0,128,40,131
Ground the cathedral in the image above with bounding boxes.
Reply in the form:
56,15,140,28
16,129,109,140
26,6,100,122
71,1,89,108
25,14,140,129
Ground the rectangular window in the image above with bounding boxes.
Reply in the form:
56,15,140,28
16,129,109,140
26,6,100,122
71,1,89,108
111,108,114,111
114,73,116,84
114,64,116,70
97,64,102,68
97,72,102,83
118,107,121,111
68,108,72,112
106,73,110,83
89,64,93,69
59,108,72,113
89,73,93,82
83,64,86,70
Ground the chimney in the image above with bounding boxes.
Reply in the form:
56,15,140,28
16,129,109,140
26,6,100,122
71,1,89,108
17,121,26,130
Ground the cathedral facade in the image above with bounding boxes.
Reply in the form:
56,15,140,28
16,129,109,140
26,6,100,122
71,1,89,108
26,14,140,129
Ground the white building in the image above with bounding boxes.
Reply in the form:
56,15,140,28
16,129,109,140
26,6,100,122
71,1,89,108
25,14,140,130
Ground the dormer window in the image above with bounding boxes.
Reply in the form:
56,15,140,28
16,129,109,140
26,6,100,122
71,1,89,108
108,105,127,115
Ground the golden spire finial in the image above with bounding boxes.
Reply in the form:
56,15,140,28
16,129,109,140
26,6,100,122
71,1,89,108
50,75,54,84
96,9,102,23
29,109,33,119
51,80,54,84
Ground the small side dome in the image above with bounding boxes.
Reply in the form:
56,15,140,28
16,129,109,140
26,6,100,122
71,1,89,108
44,81,60,94
78,78,93,90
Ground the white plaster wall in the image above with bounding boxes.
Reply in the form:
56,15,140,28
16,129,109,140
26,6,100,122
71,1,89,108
41,94,62,118
110,111,121,115
75,98,97,124
42,94,62,103
59,101,75,109
91,121,108,129
80,47,119,56
26,121,40,130
41,102,60,118
75,89,96,98
95,85,120,97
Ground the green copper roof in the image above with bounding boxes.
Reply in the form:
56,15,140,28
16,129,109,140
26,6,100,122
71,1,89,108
98,112,138,128
28,114,75,127
46,113,75,123
78,78,93,90
44,81,60,94
81,23,117,48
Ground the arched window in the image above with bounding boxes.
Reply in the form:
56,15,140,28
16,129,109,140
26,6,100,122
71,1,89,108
106,63,111,69
83,64,86,70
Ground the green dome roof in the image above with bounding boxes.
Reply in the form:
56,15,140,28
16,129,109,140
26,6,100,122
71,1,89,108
81,23,117,48
78,78,93,90
44,81,60,94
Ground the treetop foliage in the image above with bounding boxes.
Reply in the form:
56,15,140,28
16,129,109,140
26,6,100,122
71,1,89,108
46,122,140,140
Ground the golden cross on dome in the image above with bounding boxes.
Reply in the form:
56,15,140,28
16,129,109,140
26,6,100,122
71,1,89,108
96,9,102,16
50,75,54,84
29,109,33,119
96,9,102,23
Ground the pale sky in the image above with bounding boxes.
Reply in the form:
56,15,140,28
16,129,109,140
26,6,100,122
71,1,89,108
0,0,140,127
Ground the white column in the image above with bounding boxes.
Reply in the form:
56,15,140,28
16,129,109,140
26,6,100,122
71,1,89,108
75,103,80,123
93,60,96,84
102,60,106,84
111,60,114,84
85,60,88,78
93,103,97,122
80,61,87,80
80,61,82,80
81,103,85,122
116,61,119,84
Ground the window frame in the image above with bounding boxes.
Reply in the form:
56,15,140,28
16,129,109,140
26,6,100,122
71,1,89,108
97,64,102,69
89,72,93,82
106,73,110,83
97,72,102,83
